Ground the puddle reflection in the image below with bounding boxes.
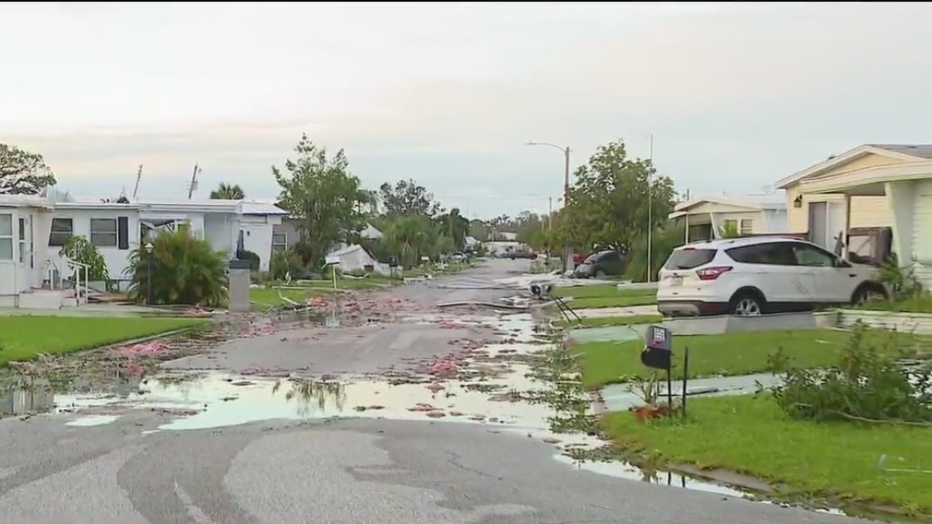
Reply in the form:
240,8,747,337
553,454,748,498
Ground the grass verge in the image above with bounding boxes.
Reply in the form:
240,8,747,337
573,329,929,390
0,316,209,366
249,287,332,310
602,394,932,515
556,314,663,329
856,294,932,314
556,284,657,309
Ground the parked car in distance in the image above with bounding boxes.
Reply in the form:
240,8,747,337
450,252,467,263
656,236,887,317
573,250,626,279
572,252,589,268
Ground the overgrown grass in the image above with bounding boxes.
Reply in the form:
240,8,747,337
556,314,663,329
0,316,208,366
602,394,932,515
556,284,657,309
573,329,929,390
856,294,932,314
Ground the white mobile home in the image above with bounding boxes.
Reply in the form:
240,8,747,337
0,195,55,308
239,201,289,271
668,195,788,242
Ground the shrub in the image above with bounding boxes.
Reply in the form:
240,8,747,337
124,228,229,307
59,235,109,281
269,248,307,280
624,223,686,282
236,249,261,271
767,322,932,424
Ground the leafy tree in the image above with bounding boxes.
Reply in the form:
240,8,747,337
383,214,431,268
125,227,228,306
59,235,109,281
559,139,675,252
274,134,374,267
468,219,491,242
210,182,245,200
515,211,546,245
379,179,441,216
436,208,469,250
624,222,686,282
0,144,56,195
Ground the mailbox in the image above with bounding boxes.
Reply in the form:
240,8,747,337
640,325,672,370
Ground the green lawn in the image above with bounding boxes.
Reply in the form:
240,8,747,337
856,294,932,314
573,329,928,390
0,316,209,366
603,395,932,514
556,284,657,309
556,314,663,329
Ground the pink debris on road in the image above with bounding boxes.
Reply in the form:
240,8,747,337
111,341,170,357
428,360,459,375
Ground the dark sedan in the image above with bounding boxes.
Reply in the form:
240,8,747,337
572,250,626,279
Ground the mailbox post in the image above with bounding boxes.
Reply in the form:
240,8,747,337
639,324,690,418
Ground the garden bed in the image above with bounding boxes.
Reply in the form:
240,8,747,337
838,309,932,334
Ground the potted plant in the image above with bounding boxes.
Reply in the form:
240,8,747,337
626,372,668,421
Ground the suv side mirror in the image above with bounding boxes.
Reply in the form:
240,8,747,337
835,257,852,268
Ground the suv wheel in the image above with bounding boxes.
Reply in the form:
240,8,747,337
729,291,764,316
852,284,887,305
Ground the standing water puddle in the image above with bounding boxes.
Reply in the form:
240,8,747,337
0,309,848,516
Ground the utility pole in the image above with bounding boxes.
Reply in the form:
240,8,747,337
646,134,655,282
187,163,201,200
132,164,143,200
548,197,553,230
526,141,572,273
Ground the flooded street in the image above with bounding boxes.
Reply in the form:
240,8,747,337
0,260,861,524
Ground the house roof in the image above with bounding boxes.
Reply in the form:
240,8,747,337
241,201,288,215
0,194,54,209
673,194,786,214
774,143,932,189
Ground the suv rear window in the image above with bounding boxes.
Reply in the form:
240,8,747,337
663,248,716,270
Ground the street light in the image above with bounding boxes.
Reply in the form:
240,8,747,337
526,141,571,273
144,242,154,305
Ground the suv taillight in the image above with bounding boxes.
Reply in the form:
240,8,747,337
696,266,732,281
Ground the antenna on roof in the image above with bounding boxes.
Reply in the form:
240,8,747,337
187,163,201,200
132,164,143,200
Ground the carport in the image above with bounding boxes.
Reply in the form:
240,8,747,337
796,160,932,288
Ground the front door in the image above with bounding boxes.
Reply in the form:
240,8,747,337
16,215,35,288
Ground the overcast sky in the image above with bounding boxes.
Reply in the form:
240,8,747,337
3,2,932,218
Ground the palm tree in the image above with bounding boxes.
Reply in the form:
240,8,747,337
438,208,469,250
210,182,245,200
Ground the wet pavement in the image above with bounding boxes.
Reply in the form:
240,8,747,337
0,260,864,524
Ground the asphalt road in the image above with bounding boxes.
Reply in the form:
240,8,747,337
0,259,865,524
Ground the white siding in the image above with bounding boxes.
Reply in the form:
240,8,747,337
48,209,140,280
241,215,275,271
912,181,932,288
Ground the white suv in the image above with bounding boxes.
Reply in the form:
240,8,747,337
656,236,886,317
